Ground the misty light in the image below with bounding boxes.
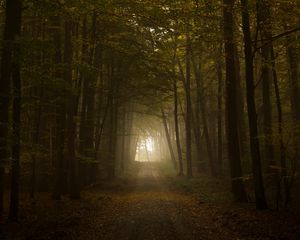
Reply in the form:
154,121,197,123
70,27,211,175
135,137,157,162
144,137,154,152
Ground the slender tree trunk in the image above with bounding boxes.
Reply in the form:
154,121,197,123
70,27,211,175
185,30,193,178
270,48,289,207
85,13,98,184
52,16,65,200
161,108,177,170
173,73,184,176
194,82,204,173
240,0,268,209
223,0,247,202
191,55,216,176
94,44,104,160
107,61,120,179
286,36,300,121
286,35,300,181
30,85,42,199
64,21,80,199
171,45,184,175
234,45,247,160
112,72,120,177
120,107,126,172
78,17,88,186
177,54,202,172
257,0,274,169
215,52,223,174
108,67,115,178
9,0,22,219
0,0,22,214
124,103,134,166
95,100,109,159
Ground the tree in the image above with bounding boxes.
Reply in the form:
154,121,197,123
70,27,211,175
185,29,193,178
240,0,267,210
161,108,178,170
173,57,184,176
8,0,22,220
52,16,65,200
0,0,22,216
257,0,274,169
223,0,247,202
215,47,224,175
64,20,80,199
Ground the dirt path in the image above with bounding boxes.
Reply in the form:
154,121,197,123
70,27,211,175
74,163,234,240
107,164,223,240
77,163,300,240
2,163,300,240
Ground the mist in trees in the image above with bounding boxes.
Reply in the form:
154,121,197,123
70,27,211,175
0,0,300,239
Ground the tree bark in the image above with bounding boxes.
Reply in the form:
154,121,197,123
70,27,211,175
78,17,88,186
240,0,268,209
185,30,193,178
9,0,22,220
215,51,223,175
120,106,127,172
286,36,300,121
64,21,80,199
257,0,274,168
223,0,247,202
0,0,22,214
173,72,184,176
270,48,289,207
161,108,177,170
191,54,216,176
234,45,247,160
52,16,65,200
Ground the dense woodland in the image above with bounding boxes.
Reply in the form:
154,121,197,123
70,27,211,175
0,0,300,232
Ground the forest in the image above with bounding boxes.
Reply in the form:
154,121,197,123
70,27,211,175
0,0,300,239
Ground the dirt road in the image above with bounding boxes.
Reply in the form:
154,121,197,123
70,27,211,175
106,164,227,240
2,163,300,240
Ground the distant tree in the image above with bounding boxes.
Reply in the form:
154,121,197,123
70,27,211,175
185,29,193,178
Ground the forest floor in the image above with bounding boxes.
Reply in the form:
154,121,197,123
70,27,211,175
1,162,300,240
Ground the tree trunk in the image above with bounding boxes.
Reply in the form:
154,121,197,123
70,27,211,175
124,103,134,166
286,36,300,121
185,30,193,178
30,84,43,199
270,48,289,207
120,106,126,172
9,0,22,220
0,0,22,214
223,0,247,202
215,51,223,174
64,21,80,199
107,60,120,179
161,108,177,170
177,54,202,172
191,54,216,176
78,17,88,186
257,0,274,169
234,45,247,160
52,16,65,200
240,0,268,209
173,71,184,176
